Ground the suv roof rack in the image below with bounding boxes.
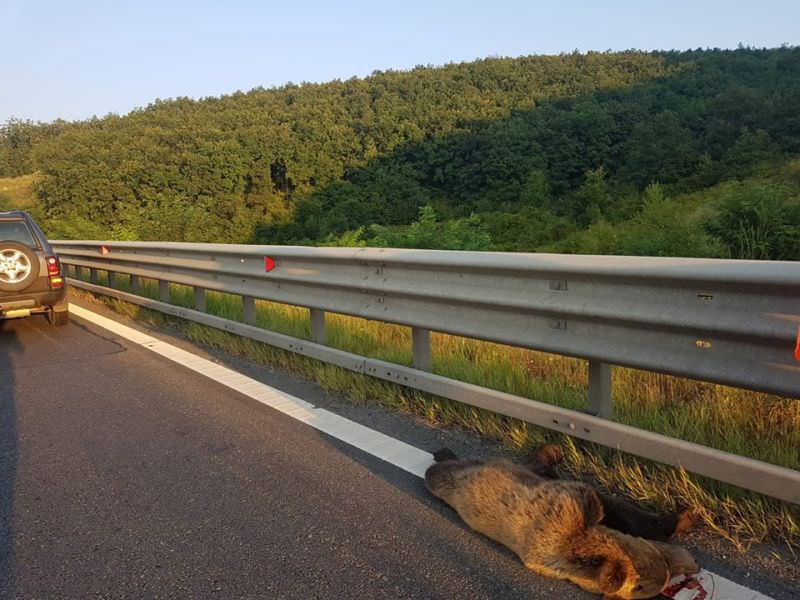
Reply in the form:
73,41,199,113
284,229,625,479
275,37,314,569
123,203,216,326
0,210,30,219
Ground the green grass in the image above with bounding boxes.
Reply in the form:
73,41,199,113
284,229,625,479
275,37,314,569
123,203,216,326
70,273,800,551
0,174,37,209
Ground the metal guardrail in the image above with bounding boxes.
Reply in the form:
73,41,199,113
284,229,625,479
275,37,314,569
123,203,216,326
51,241,800,504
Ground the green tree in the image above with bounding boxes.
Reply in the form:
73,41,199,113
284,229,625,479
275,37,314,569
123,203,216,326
570,167,613,224
706,183,800,260
520,170,551,207
618,186,721,257
369,205,493,250
617,111,699,188
0,47,798,259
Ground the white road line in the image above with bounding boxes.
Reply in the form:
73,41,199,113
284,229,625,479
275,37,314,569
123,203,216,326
69,303,775,600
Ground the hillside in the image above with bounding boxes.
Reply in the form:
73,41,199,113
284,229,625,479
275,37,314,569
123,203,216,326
1,47,799,259
0,174,36,210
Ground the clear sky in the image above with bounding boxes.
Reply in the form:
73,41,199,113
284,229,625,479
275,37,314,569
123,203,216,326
1,0,798,123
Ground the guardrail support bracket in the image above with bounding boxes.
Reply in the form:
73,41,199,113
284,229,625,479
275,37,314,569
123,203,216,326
159,280,170,304
588,360,612,419
310,308,326,344
243,296,256,326
412,327,432,372
194,287,207,312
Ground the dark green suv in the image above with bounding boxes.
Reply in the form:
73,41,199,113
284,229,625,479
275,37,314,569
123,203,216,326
0,211,68,326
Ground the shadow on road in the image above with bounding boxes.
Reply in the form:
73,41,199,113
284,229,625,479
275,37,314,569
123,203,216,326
0,319,20,596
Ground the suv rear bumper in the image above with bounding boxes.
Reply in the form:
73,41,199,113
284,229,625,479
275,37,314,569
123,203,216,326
0,287,66,313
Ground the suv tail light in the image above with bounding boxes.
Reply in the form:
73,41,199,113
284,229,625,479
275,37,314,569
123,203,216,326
46,256,61,275
46,255,64,289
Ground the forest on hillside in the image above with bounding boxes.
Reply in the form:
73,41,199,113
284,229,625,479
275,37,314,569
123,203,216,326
1,46,799,259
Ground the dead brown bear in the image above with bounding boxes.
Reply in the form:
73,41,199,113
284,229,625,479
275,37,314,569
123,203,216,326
426,450,698,599
523,445,698,542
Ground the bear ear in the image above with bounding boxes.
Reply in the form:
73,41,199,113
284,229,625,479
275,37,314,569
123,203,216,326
575,485,604,526
535,444,564,467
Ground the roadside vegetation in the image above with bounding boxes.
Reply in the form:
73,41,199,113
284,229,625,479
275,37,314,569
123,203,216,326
2,47,799,259
0,174,37,210
70,282,800,551
6,44,799,549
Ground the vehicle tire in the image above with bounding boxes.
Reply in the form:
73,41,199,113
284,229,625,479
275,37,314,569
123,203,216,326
48,306,69,326
0,240,40,292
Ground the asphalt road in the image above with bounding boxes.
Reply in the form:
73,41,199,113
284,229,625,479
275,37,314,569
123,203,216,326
0,311,598,600
1,307,796,600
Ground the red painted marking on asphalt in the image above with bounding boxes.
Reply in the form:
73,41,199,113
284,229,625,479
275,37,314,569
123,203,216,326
662,574,714,600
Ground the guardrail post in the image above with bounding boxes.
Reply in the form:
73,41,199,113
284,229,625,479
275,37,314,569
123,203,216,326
412,327,432,372
89,268,98,284
130,275,141,294
588,360,613,419
194,287,206,312
107,271,116,288
242,296,256,326
310,308,326,344
159,280,170,303
73,265,82,280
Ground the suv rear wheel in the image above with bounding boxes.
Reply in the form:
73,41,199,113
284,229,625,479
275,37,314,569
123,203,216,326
0,240,40,292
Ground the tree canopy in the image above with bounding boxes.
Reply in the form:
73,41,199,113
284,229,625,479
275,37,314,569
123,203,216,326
2,46,799,260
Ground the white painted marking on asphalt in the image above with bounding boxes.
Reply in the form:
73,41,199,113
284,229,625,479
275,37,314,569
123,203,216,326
69,303,775,600
71,304,158,345
70,303,432,476
665,570,774,600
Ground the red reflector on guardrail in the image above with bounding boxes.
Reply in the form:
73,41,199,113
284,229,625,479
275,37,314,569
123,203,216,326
795,327,800,362
99,245,110,255
264,256,276,272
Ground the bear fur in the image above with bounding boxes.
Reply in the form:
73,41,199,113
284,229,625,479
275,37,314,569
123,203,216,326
526,445,698,542
426,451,699,599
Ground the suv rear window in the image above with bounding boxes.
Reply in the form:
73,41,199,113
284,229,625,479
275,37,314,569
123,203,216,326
0,220,38,247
